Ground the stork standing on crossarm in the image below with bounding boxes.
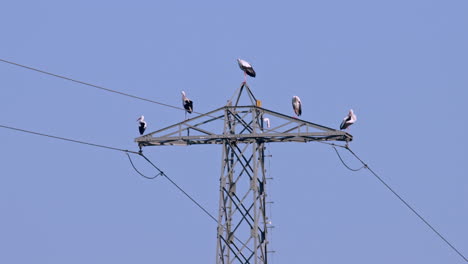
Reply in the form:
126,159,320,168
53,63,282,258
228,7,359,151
292,96,302,117
339,109,357,130
237,58,256,83
181,91,193,119
137,115,147,135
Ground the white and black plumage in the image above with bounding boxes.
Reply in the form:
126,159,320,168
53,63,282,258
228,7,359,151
237,59,256,82
181,91,193,114
292,96,302,117
340,109,357,130
137,115,147,135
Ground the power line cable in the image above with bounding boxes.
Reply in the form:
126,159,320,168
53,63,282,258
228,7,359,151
10,58,459,259
0,122,214,221
0,123,246,248
0,123,219,228
0,58,201,114
0,124,139,154
0,58,320,134
0,122,254,252
0,122,255,253
344,146,468,262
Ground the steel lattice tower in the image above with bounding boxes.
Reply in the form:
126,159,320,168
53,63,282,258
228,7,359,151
135,83,352,264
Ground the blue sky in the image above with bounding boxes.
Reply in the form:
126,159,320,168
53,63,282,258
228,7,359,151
1,1,467,263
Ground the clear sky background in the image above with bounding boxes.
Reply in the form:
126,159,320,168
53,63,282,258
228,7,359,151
1,1,467,263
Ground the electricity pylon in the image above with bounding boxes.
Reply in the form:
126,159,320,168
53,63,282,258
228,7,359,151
135,83,352,264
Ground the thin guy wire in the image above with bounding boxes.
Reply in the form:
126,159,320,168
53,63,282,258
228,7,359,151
332,146,366,171
0,58,206,115
345,146,468,262
0,124,139,154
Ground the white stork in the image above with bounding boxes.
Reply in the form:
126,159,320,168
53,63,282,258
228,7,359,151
340,109,357,130
237,59,256,82
292,96,302,117
137,115,147,135
181,91,193,118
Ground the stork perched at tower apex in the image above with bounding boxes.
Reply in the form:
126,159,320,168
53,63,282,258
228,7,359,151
137,115,147,135
340,109,357,130
292,96,302,117
237,59,256,82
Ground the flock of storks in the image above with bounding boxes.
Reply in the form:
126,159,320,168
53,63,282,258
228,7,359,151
137,59,357,135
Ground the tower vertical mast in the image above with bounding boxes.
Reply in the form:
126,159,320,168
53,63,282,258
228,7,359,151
216,84,269,263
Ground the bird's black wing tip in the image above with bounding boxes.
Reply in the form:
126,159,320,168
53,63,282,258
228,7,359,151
246,69,256,77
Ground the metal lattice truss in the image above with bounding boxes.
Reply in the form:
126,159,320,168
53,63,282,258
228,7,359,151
216,137,267,264
134,89,352,148
135,106,351,147
135,83,353,264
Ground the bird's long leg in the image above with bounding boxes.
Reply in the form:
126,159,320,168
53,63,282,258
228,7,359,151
185,111,187,120
244,72,247,83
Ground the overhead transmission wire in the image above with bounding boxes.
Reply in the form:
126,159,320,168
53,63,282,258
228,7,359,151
1,58,258,254
325,142,468,262
9,57,462,260
0,124,140,154
0,58,206,115
0,123,254,254
0,123,216,219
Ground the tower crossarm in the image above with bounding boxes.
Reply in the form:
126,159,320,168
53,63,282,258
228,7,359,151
135,105,352,147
